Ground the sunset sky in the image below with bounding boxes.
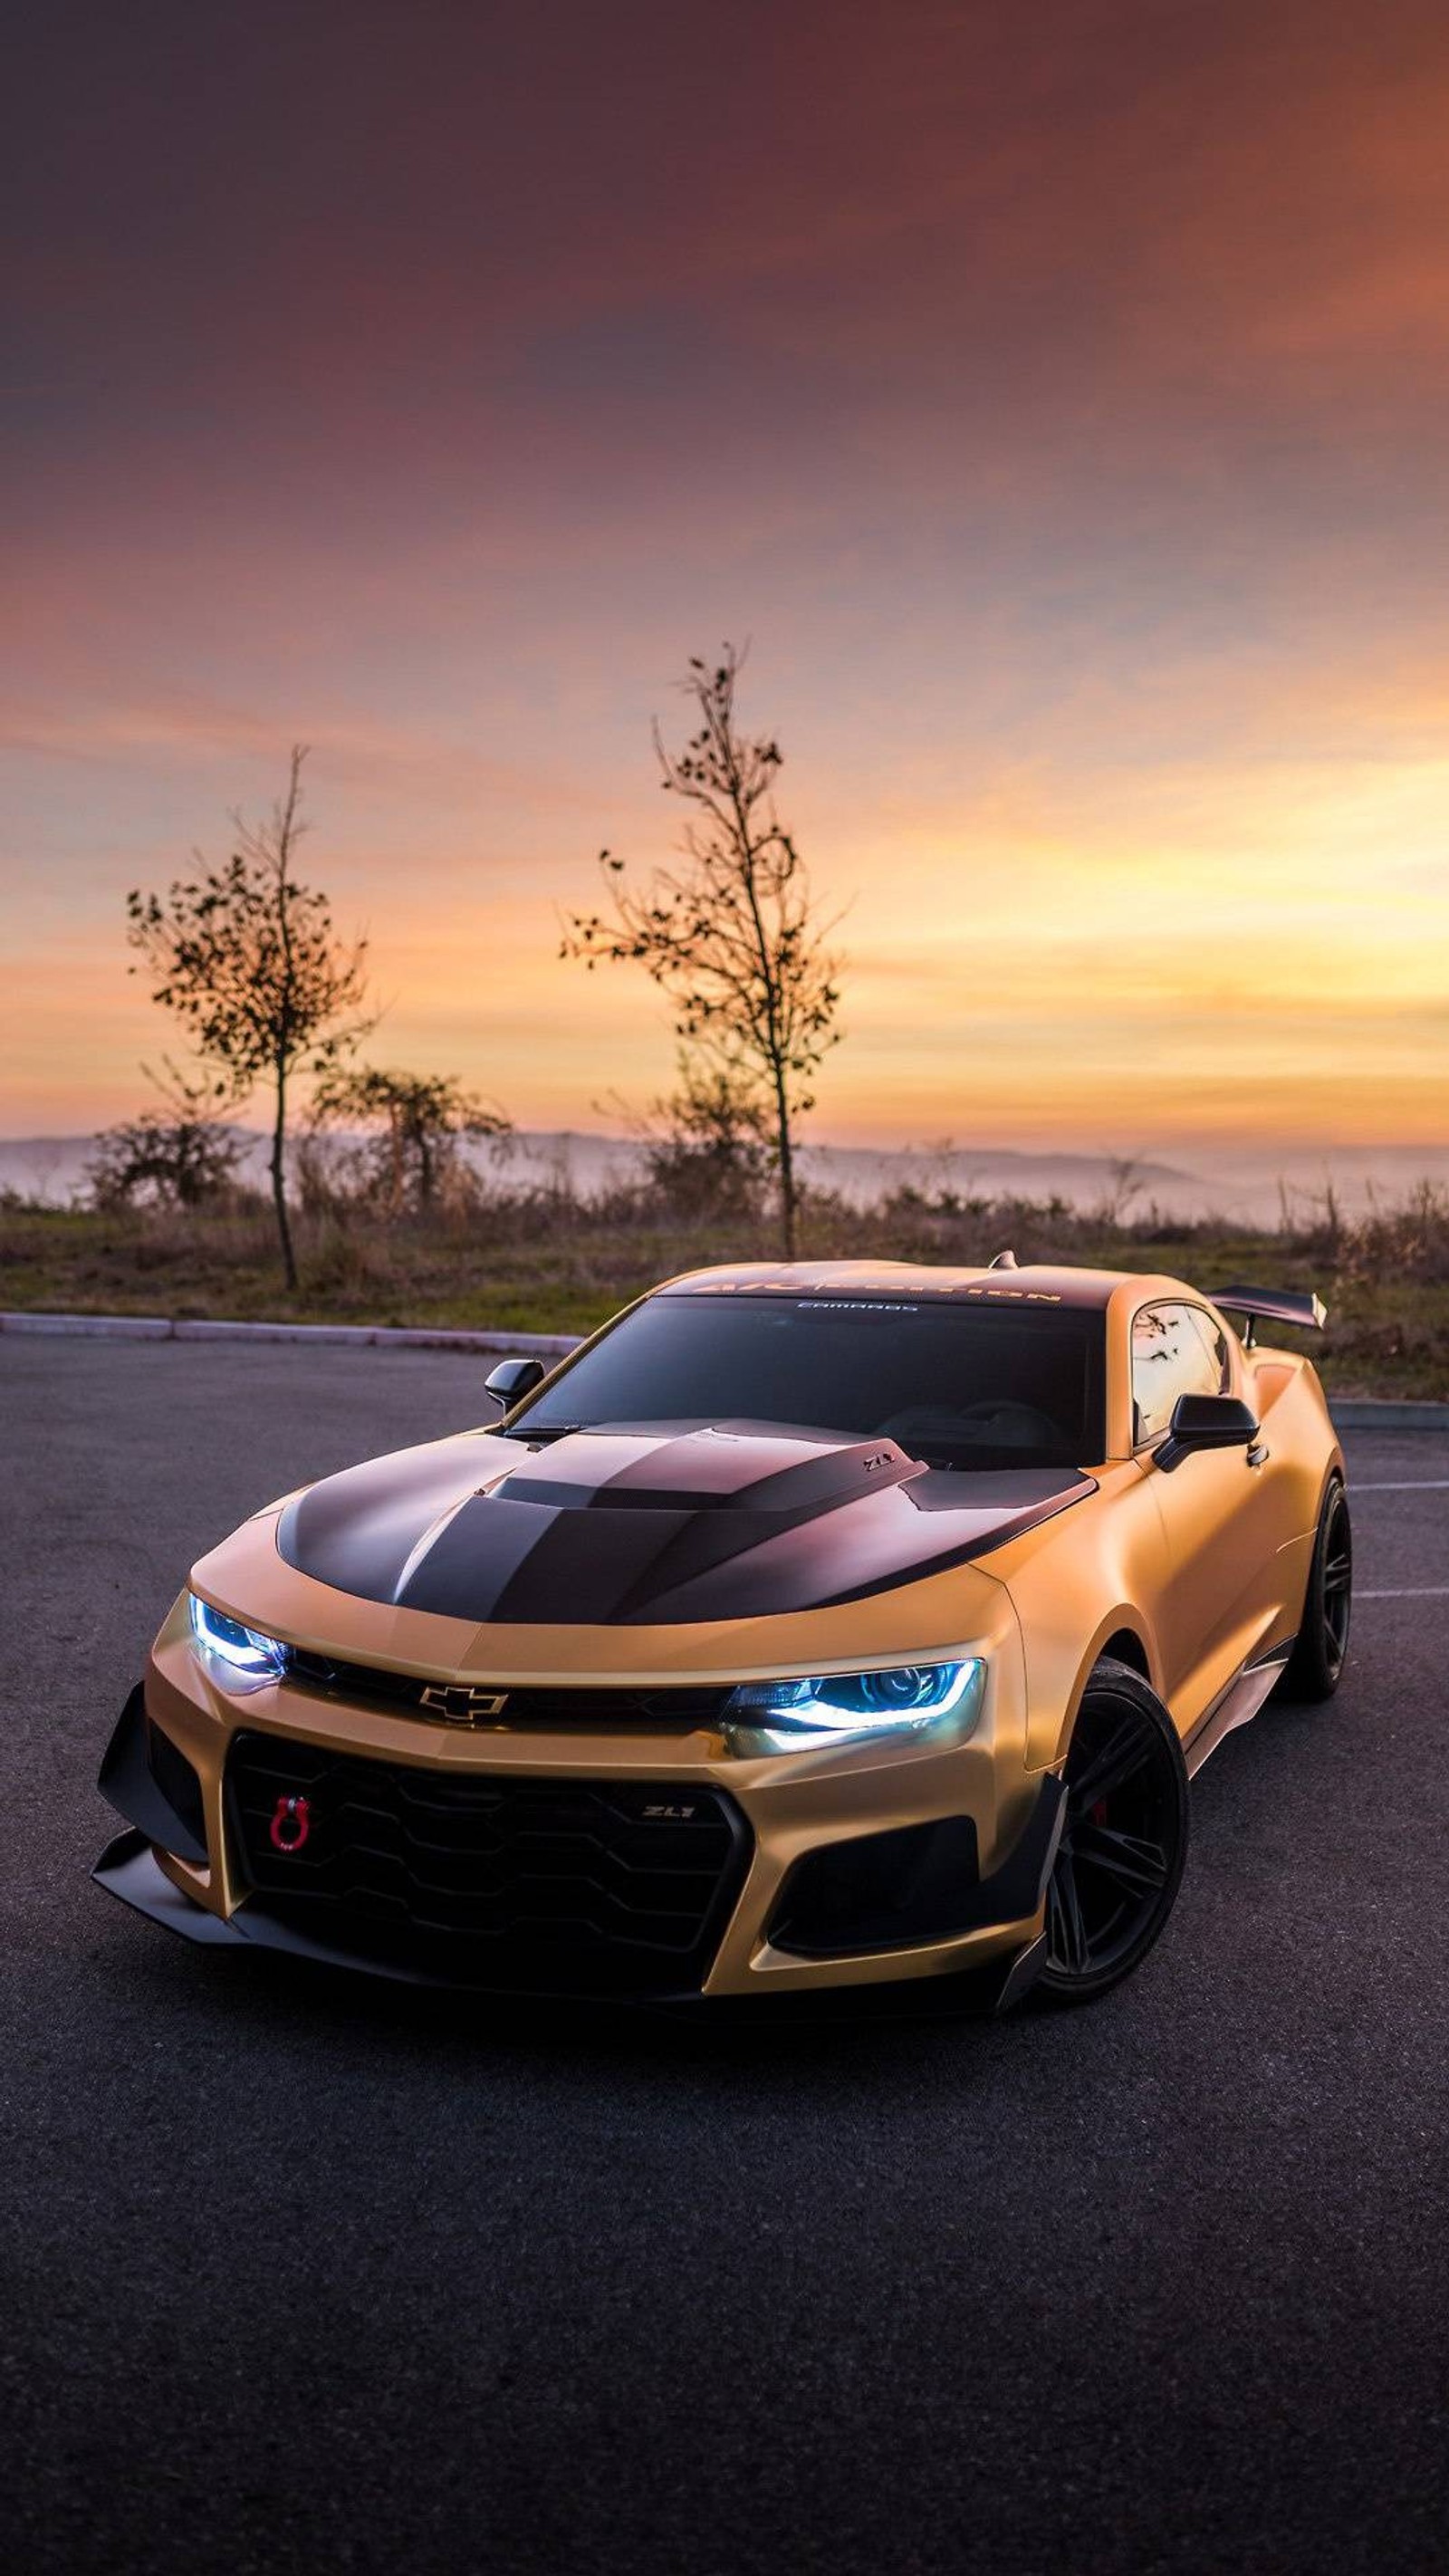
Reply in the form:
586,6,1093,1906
5,0,1447,1156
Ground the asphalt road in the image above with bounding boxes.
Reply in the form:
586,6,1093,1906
3,1340,1447,2576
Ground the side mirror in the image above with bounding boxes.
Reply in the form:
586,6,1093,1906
484,1356,547,1411
1156,1392,1259,1473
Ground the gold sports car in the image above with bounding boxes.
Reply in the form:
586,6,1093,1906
94,1258,1350,2011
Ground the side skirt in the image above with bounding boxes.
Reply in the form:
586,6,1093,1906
1183,1641,1293,1779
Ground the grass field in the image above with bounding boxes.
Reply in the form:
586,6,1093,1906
4,1179,1448,1398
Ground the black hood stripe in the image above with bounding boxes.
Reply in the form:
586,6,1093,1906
276,1427,1095,1625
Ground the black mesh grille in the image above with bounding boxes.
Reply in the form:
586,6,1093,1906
226,1732,751,1993
288,1649,732,1732
767,1817,982,1956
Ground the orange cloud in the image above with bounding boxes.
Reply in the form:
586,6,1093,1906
5,1,1449,1159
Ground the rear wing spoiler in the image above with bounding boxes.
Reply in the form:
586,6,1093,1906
1216,1283,1328,1343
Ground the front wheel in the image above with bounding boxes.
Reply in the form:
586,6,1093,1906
1281,1477,1352,1703
1037,1658,1189,2006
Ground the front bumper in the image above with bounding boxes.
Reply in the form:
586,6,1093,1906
94,1666,1062,2011
91,1822,1053,2014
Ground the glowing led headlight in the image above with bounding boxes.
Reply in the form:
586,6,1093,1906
188,1593,290,1689
724,1658,984,1752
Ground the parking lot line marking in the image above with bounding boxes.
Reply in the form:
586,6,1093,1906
1353,1480,1449,1491
1357,1586,1449,1600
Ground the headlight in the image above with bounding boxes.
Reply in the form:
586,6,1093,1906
188,1593,291,1689
724,1658,984,1753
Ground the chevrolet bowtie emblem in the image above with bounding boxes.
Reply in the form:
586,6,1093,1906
418,1682,512,1723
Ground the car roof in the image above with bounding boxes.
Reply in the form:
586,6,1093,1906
657,1259,1183,1312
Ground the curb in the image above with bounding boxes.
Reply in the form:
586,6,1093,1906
0,1311,581,1359
1327,1399,1449,1431
2,1312,1444,1427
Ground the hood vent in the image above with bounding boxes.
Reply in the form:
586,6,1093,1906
491,1426,924,1515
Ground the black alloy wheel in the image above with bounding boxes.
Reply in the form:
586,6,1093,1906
1281,1477,1352,1703
1037,1658,1189,2006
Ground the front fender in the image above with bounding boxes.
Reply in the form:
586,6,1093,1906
986,1462,1166,1769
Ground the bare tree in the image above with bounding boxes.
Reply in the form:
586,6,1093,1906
1098,1155,1145,1228
562,647,841,1256
310,1063,511,1216
126,746,371,1288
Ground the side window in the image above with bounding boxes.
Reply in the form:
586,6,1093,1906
1131,1302,1222,1445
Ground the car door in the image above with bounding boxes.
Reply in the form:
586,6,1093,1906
1131,1300,1287,1721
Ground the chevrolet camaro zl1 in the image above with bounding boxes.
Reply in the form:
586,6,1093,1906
94,1257,1350,2009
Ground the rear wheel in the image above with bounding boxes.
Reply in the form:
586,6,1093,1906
1037,1658,1189,2006
1281,1477,1352,1703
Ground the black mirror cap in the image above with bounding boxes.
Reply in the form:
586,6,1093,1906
1156,1392,1260,1472
484,1356,548,1410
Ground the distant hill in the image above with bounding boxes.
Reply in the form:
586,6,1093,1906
4,1127,1446,1228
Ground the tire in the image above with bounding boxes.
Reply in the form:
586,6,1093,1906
1281,1476,1352,1703
1036,1658,1190,2006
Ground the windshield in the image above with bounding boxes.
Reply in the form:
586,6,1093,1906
509,1293,1105,1470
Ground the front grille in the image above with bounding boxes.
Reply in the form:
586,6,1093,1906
288,1648,732,1732
227,1732,751,1994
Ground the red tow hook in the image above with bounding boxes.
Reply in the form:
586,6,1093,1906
269,1793,312,1853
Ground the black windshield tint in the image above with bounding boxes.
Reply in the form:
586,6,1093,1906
513,1294,1105,1469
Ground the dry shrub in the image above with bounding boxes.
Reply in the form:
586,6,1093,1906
1333,1183,1449,1287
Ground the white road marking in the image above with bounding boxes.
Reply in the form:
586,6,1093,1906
1357,1586,1449,1600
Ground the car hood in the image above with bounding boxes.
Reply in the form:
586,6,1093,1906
275,1423,1096,1627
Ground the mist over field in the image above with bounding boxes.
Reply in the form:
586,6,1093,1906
5,1128,1448,1231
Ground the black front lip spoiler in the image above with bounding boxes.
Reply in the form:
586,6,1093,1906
91,1828,1051,2017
